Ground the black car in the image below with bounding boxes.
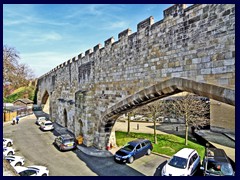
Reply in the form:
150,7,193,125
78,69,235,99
201,147,234,176
114,139,153,164
53,134,76,151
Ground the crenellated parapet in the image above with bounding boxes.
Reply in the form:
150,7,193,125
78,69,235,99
38,4,192,79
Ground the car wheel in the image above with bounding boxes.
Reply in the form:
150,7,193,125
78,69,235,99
7,151,13,155
42,173,47,176
7,142,11,147
15,162,22,166
128,156,134,164
147,149,151,155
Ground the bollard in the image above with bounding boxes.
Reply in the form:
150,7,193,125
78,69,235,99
137,124,139,130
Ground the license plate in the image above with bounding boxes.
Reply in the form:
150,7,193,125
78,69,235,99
68,144,73,147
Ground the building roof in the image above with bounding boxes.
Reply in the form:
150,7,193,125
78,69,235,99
13,99,34,104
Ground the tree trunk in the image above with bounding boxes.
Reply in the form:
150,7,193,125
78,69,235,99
127,113,130,135
153,115,157,144
185,124,188,145
185,114,188,145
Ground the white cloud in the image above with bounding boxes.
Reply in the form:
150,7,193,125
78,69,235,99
20,51,77,77
31,32,62,42
104,21,129,30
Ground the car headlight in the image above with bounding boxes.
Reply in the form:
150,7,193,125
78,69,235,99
122,155,129,159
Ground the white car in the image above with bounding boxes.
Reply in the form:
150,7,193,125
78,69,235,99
4,155,25,167
161,148,200,176
3,147,15,156
36,117,47,125
3,138,13,147
14,165,49,176
40,120,54,131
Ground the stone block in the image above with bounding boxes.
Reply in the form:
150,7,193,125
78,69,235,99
137,16,154,31
118,28,132,40
104,37,114,47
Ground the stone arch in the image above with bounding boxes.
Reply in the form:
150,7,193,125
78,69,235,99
97,77,235,149
41,90,49,105
64,109,67,128
41,90,50,115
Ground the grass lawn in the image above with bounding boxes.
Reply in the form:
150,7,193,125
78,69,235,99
115,131,205,160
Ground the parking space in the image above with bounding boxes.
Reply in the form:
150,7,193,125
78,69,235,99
3,114,168,176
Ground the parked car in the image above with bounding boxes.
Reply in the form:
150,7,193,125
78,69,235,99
3,138,13,147
53,134,76,151
3,147,15,156
14,165,49,176
32,104,42,111
200,147,234,176
36,117,47,125
39,120,54,131
114,139,153,164
161,148,200,176
4,155,25,167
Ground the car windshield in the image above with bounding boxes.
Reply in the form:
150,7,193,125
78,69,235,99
206,161,234,176
63,139,74,144
122,144,135,152
45,123,52,126
168,156,188,169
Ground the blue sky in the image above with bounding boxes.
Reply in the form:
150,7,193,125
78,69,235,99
3,4,177,77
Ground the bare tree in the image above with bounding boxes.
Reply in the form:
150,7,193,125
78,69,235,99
168,93,210,145
146,100,167,144
126,108,138,135
3,45,35,96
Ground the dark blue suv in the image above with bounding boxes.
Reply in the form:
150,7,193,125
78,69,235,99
114,139,153,164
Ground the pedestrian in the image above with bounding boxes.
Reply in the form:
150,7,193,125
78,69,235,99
12,117,16,125
16,116,19,124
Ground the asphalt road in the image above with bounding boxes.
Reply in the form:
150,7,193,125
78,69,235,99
3,114,168,176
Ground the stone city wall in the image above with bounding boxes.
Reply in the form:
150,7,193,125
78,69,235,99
37,4,235,148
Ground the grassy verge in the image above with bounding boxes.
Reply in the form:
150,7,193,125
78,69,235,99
115,131,205,160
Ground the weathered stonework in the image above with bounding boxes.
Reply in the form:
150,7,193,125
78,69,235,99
37,4,235,149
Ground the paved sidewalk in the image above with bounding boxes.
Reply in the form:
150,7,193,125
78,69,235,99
195,129,235,162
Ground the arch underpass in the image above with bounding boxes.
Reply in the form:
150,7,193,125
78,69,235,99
97,77,235,149
41,90,50,115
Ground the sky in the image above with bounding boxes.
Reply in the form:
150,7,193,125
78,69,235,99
3,4,177,77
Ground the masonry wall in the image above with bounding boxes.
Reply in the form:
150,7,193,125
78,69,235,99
37,4,235,148
210,99,235,134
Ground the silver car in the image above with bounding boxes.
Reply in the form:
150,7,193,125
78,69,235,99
54,134,76,151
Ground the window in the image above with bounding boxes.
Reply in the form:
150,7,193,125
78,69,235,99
192,153,198,162
189,157,194,167
141,142,146,147
136,144,141,150
19,170,37,176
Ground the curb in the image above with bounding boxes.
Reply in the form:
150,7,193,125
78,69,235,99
77,145,114,157
152,152,171,159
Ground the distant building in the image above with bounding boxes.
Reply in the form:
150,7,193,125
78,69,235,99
13,99,34,107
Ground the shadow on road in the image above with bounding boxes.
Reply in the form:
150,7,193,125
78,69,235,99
153,160,167,176
72,150,145,176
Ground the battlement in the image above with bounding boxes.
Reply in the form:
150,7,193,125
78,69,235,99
39,4,204,79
